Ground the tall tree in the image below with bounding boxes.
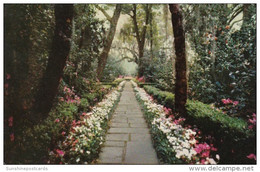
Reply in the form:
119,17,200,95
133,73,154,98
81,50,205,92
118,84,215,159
132,4,151,77
169,4,187,115
96,4,122,80
32,4,74,122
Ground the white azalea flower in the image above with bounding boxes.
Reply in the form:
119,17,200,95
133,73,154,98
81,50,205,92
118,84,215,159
216,154,220,160
208,158,217,164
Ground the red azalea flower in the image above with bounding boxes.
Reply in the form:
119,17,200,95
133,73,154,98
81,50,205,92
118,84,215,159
55,118,60,123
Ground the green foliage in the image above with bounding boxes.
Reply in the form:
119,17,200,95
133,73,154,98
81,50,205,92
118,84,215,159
15,102,78,164
141,51,175,92
66,4,105,82
183,4,256,118
4,4,55,163
78,98,90,112
186,101,250,135
143,85,175,110
102,56,127,81
112,78,126,85
186,100,255,163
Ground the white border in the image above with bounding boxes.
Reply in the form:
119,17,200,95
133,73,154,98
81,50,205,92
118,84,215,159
1,1,259,172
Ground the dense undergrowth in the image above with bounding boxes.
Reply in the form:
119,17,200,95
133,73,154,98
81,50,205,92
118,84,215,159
5,79,125,164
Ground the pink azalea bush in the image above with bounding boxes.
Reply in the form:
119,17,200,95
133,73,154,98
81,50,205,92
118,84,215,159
60,86,81,105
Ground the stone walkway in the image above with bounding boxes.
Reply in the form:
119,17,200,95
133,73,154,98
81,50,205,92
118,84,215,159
98,81,159,164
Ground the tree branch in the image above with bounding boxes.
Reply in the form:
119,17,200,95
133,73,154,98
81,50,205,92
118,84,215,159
114,56,135,63
230,18,243,30
228,6,243,25
118,47,139,59
95,5,112,22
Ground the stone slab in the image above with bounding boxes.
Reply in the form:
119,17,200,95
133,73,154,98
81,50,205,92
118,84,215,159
130,134,152,141
124,141,158,164
104,140,125,147
111,118,128,123
99,147,124,164
108,127,149,134
129,123,148,128
110,123,130,128
128,118,146,124
106,133,129,141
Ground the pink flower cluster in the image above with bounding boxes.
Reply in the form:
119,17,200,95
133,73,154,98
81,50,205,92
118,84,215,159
194,143,218,164
61,86,81,104
173,118,186,125
56,149,65,157
248,113,256,130
221,98,239,106
163,107,172,116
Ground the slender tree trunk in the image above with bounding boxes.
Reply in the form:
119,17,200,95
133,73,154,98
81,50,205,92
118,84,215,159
242,4,250,28
150,9,153,60
96,5,122,80
32,4,74,122
132,4,151,77
163,5,169,55
169,4,187,115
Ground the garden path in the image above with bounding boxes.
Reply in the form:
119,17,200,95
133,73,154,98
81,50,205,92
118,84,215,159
98,81,159,164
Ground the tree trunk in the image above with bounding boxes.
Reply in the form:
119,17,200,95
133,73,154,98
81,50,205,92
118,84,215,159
242,4,250,28
32,4,74,123
96,4,122,80
169,4,187,115
149,8,153,60
132,4,151,77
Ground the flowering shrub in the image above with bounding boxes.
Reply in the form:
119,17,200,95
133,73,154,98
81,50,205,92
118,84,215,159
131,80,218,164
49,81,126,164
59,85,81,105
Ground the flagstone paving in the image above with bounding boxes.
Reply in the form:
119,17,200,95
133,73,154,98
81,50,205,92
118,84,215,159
98,81,159,164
